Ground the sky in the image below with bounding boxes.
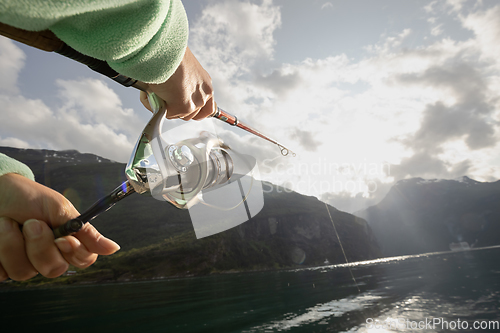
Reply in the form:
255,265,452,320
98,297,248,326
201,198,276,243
1,0,500,213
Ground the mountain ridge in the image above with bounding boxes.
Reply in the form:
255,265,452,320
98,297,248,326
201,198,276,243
0,146,380,285
356,175,500,257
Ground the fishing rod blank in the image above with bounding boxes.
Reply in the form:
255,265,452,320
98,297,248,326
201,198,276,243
0,23,294,156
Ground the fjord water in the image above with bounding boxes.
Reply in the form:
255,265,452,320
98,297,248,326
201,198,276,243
2,246,500,332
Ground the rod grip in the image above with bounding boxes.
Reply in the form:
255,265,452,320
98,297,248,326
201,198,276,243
53,218,85,239
212,107,238,126
0,23,64,52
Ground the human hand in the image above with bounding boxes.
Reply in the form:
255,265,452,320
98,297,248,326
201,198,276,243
140,46,216,121
0,173,120,281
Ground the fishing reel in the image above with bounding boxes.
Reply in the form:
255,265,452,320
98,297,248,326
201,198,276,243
125,93,263,238
128,130,234,209
54,93,263,239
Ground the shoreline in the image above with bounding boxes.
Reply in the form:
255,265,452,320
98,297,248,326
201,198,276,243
0,262,333,291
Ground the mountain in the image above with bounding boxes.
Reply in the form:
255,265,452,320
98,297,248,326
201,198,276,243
355,177,500,257
0,147,380,284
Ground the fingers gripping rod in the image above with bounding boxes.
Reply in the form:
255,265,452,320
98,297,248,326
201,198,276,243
0,23,295,156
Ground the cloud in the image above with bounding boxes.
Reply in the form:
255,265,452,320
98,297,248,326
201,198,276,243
397,63,490,106
321,2,333,10
289,127,322,151
389,151,474,180
0,88,137,162
424,1,438,13
0,37,25,93
397,63,497,152
390,152,450,180
426,0,469,14
322,191,370,213
6,0,500,208
190,0,281,72
55,78,139,139
0,137,30,148
414,102,496,151
321,179,393,213
461,5,500,64
187,0,500,202
189,0,283,120
430,24,444,36
353,4,500,184
0,38,142,162
446,0,468,12
253,69,301,97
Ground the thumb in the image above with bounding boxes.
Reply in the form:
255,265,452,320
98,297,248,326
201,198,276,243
41,186,120,255
73,222,120,255
0,173,120,255
38,180,120,255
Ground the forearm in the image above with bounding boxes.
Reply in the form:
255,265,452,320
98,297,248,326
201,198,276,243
0,0,189,84
0,153,34,181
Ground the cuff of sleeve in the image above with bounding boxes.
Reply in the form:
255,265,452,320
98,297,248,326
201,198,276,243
0,153,35,181
108,0,189,84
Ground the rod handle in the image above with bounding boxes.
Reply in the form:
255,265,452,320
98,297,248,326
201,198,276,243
53,218,85,239
0,23,63,52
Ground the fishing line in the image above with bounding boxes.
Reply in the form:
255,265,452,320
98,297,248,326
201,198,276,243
324,202,360,293
199,148,255,211
198,177,255,211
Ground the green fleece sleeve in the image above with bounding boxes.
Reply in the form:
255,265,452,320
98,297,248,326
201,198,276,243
0,0,188,84
0,153,35,181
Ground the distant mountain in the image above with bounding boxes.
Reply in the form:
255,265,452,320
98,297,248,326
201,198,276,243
355,177,500,257
1,147,380,284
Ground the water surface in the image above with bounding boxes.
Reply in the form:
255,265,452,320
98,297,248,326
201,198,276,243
2,246,500,332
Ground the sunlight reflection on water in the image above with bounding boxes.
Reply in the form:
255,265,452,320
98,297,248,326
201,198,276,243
296,249,466,273
243,293,383,332
343,290,500,333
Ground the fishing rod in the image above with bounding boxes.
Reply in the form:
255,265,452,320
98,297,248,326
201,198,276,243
0,23,295,157
0,23,290,238
53,180,136,238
